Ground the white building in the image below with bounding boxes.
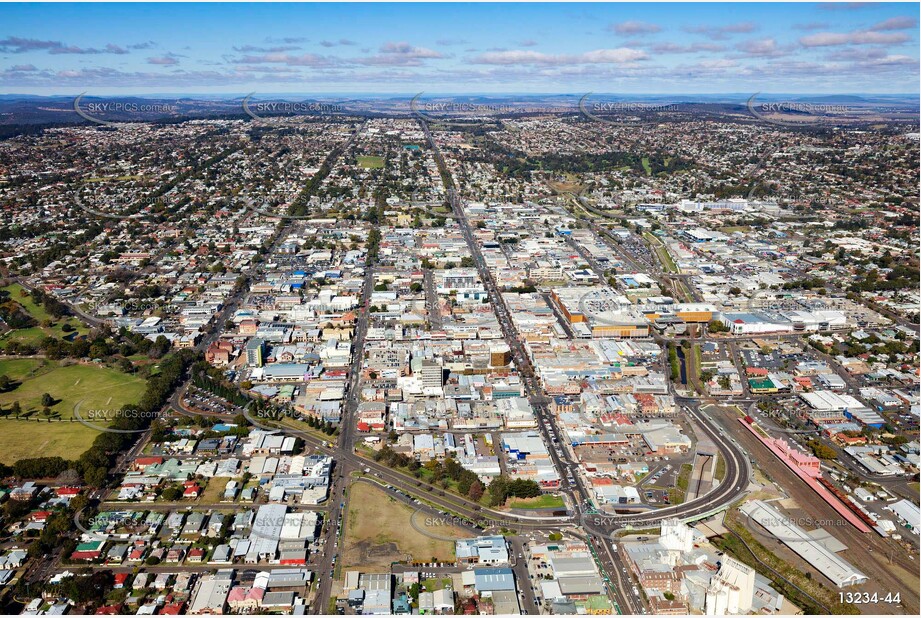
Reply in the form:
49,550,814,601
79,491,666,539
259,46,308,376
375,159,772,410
705,556,755,615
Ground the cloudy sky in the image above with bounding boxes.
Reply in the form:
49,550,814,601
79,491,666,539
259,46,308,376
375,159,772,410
1,2,918,95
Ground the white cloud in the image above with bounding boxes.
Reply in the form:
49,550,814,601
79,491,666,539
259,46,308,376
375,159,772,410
609,21,661,35
472,48,646,66
800,30,910,47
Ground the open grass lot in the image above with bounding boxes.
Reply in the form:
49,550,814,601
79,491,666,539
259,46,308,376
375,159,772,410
0,358,45,382
0,361,146,418
341,481,470,570
0,420,99,465
197,476,232,503
3,284,51,321
356,155,384,169
508,494,565,509
0,361,147,464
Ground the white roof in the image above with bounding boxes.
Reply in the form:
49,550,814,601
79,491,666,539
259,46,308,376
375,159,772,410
741,500,866,587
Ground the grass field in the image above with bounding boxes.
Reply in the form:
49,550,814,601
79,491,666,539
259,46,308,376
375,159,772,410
3,284,51,321
508,494,565,509
0,284,90,346
641,156,652,175
341,482,470,570
0,360,147,464
0,358,45,382
356,155,385,169
0,420,99,465
714,455,726,482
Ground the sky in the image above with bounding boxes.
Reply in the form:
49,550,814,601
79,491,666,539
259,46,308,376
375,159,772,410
0,2,918,95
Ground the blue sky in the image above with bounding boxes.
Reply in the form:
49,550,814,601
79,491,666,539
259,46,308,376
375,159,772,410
0,2,918,94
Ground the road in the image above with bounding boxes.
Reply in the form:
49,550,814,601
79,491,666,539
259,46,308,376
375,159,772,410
40,117,754,614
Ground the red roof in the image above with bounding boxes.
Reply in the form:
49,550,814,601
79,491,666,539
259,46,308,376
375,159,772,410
160,603,185,615
135,457,164,467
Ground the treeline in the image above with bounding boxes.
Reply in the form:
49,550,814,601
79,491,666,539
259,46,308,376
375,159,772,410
366,228,382,265
849,263,919,293
191,362,250,406
667,343,680,382
3,324,171,361
371,446,542,506
25,287,70,319
476,143,692,178
0,295,36,329
0,219,56,242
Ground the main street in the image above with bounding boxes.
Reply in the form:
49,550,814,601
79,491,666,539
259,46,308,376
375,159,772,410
418,117,759,615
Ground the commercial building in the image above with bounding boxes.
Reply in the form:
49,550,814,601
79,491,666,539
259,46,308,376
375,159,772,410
741,500,867,588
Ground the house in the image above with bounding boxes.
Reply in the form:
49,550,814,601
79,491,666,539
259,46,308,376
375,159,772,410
70,540,105,561
10,482,39,501
183,481,202,499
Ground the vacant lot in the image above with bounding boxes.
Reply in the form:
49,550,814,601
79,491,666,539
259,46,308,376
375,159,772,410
342,481,471,570
508,494,565,510
0,361,146,464
198,477,233,503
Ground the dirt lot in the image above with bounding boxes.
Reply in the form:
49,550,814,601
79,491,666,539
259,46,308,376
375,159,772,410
341,482,472,570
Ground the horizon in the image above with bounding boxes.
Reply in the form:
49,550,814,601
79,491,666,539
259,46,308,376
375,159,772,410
2,91,918,99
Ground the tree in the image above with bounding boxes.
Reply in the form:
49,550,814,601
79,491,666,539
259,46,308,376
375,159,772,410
468,480,484,502
84,466,109,488
807,440,837,460
0,375,10,392
41,392,54,407
160,484,183,501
